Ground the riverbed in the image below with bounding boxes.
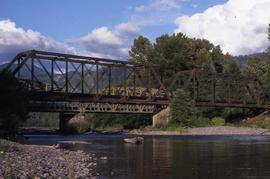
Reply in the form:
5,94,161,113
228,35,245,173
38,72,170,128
23,134,270,179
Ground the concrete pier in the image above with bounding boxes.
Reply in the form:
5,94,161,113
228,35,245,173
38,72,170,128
152,107,172,127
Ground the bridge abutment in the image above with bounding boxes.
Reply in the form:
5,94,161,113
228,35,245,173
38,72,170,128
152,107,172,127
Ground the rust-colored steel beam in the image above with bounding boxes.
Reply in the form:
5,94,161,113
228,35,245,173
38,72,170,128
4,50,270,113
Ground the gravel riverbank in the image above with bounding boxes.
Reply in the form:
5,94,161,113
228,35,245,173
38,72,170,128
127,126,270,135
0,139,97,178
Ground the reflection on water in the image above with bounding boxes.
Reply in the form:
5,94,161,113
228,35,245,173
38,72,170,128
25,135,270,179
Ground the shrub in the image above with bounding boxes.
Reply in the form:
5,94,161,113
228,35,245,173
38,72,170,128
68,121,90,134
255,121,270,129
87,113,151,129
66,114,90,134
189,117,211,127
211,117,226,126
0,70,29,137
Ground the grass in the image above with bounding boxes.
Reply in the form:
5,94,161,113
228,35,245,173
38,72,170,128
96,124,124,131
68,121,90,134
155,123,187,133
255,121,270,129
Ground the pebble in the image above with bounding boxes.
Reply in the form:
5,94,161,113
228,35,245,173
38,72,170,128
0,139,98,178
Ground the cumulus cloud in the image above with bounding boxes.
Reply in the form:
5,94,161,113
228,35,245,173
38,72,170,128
0,19,74,62
175,0,270,56
116,22,140,34
68,22,140,59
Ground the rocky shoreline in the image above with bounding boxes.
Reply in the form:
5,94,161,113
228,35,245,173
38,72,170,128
0,139,97,178
127,126,270,135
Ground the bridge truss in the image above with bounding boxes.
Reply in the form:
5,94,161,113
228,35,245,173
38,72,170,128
4,50,270,113
169,70,269,109
5,50,171,113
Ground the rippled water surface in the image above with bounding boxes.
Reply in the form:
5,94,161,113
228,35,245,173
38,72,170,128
25,135,270,179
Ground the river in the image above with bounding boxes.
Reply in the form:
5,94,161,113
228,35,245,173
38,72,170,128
24,135,270,179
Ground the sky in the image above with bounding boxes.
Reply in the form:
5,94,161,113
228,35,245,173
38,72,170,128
0,0,270,62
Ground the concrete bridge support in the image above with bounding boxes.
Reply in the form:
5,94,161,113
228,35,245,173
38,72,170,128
152,107,172,127
59,112,76,133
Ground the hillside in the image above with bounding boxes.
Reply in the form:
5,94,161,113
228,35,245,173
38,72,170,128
235,52,268,67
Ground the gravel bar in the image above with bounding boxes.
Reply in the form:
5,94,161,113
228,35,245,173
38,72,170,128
128,126,270,135
0,139,97,178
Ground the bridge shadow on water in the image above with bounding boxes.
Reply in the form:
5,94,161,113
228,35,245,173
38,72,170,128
25,134,270,179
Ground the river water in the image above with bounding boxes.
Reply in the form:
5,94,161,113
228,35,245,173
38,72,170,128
24,135,270,179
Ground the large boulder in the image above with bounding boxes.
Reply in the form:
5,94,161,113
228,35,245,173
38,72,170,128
67,113,90,134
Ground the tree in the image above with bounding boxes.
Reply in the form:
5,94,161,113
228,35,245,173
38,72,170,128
223,53,241,74
243,56,270,99
170,89,197,126
129,33,237,85
129,36,153,64
0,70,29,136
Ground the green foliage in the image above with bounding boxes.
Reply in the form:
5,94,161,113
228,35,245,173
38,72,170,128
170,89,199,127
223,54,241,74
170,89,212,127
129,36,153,64
129,33,239,87
97,124,123,131
188,117,211,127
211,117,226,126
0,70,29,136
255,121,270,129
23,112,59,129
68,121,90,134
155,123,186,132
87,113,151,130
243,56,270,99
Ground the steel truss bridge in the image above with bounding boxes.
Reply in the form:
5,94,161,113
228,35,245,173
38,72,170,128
4,50,270,114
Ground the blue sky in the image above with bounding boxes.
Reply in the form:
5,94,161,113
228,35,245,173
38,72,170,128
0,0,226,41
0,0,269,61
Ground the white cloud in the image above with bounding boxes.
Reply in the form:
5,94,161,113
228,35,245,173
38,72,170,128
152,0,181,10
0,19,74,62
68,22,140,59
175,0,270,56
0,19,140,62
116,22,140,34
78,27,123,46
135,5,147,12
132,0,185,27
135,0,181,12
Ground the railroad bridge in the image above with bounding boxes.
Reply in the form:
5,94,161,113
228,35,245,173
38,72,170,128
4,50,270,129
